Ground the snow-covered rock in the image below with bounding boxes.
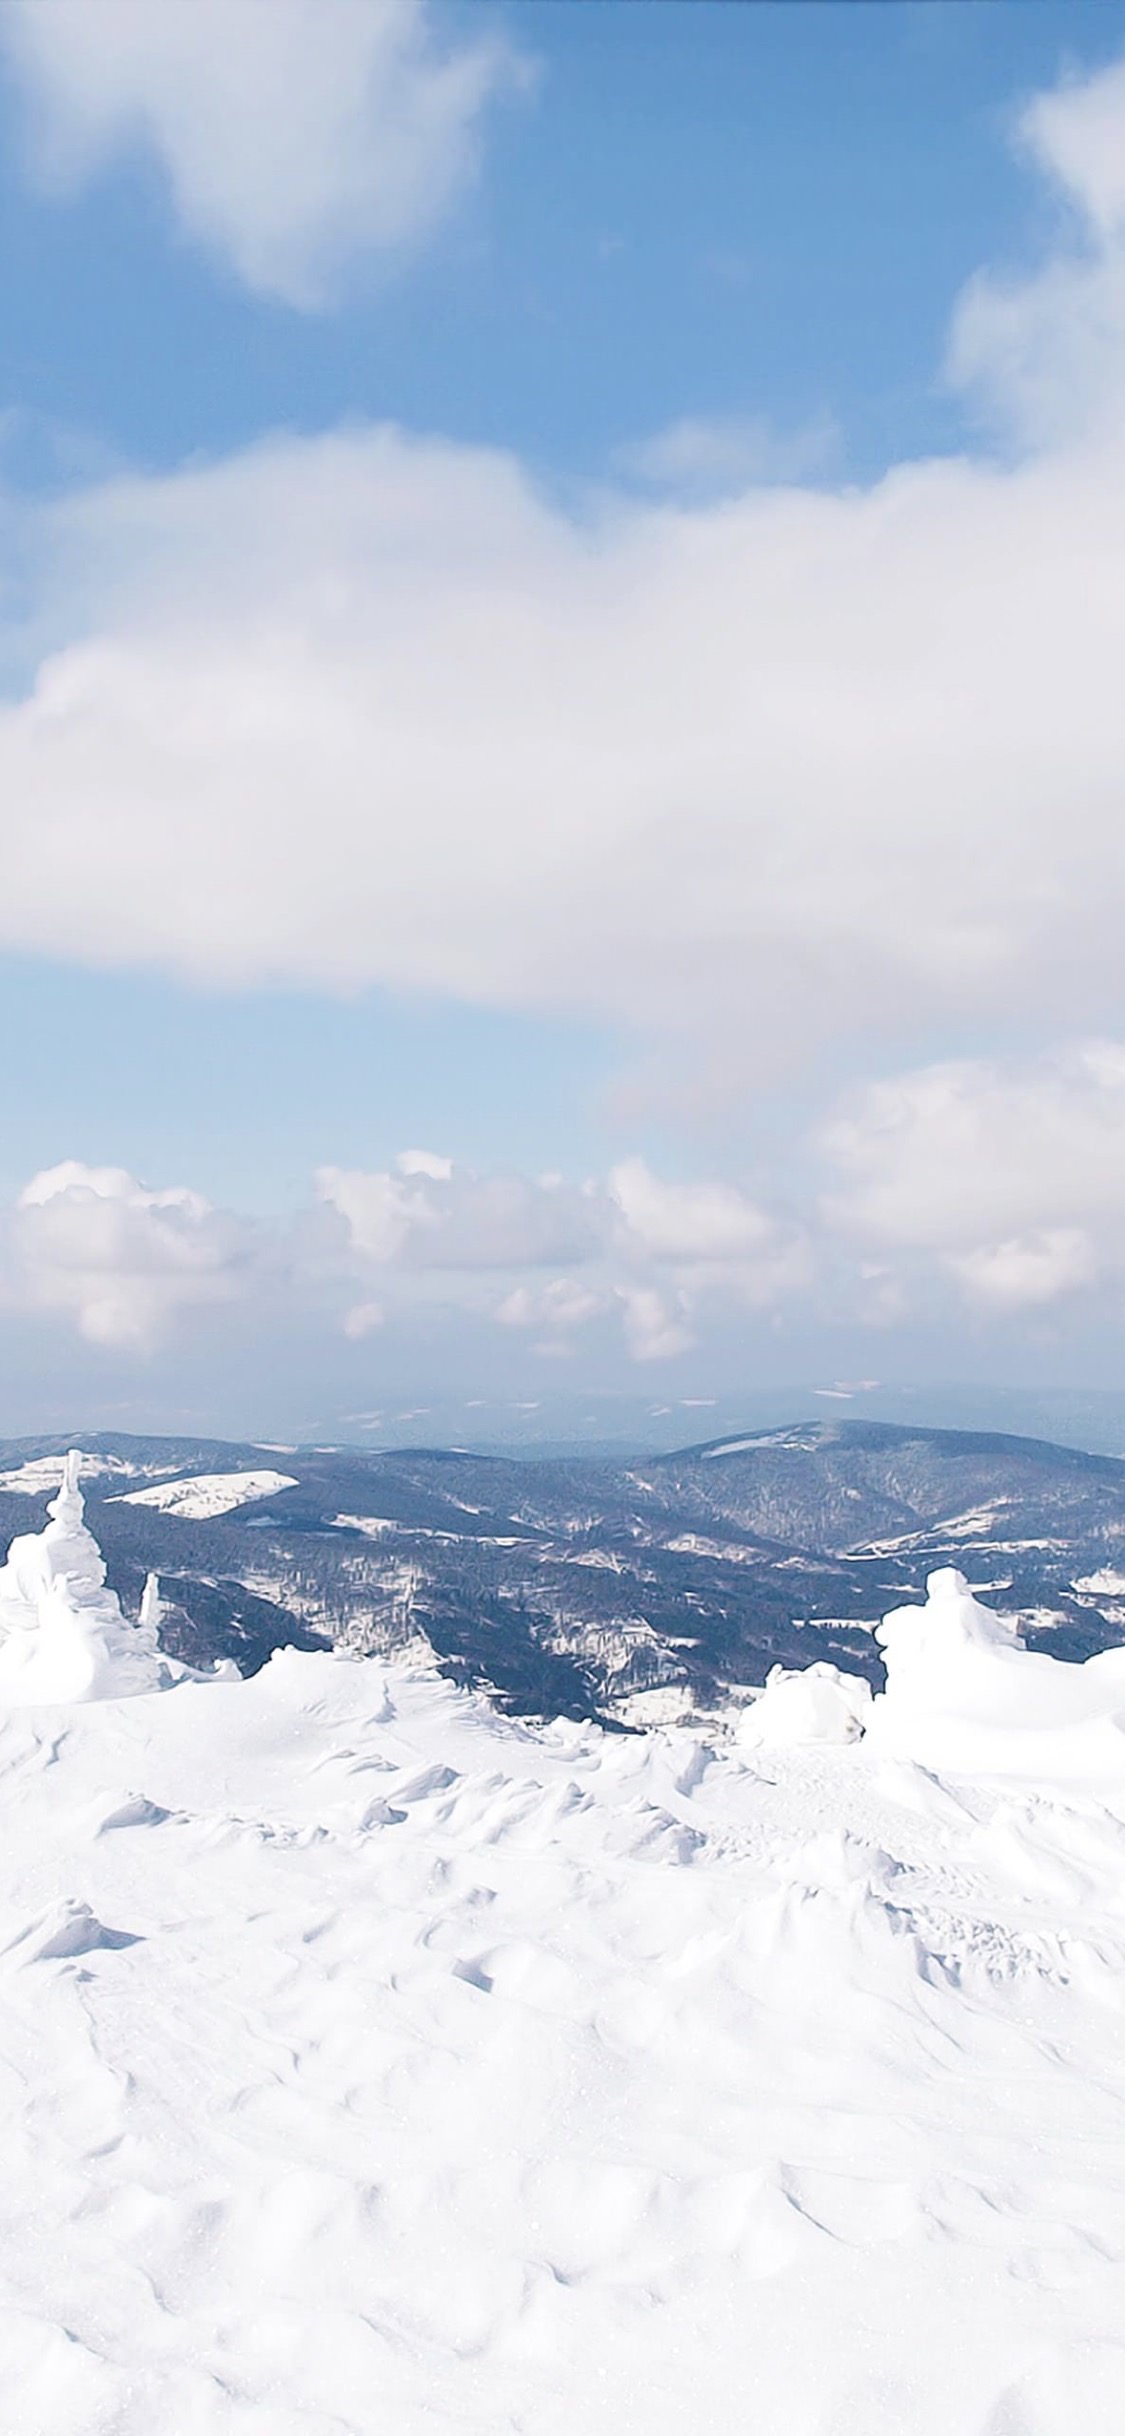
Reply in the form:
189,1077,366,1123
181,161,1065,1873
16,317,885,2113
0,1451,164,1704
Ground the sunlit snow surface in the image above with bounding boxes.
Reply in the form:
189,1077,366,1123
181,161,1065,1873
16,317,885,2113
3,1484,1125,2431
0,1657,1123,2432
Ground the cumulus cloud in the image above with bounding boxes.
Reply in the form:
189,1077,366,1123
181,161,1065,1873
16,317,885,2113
495,1277,606,1356
0,1148,808,1366
949,55,1125,448
318,1155,604,1272
8,1084,1124,1365
609,1158,774,1264
822,1043,1125,1311
949,1232,1098,1313
1023,57,1125,240
11,1161,256,1348
616,1285,695,1364
6,42,1125,1085
1,0,521,306
316,1151,803,1359
8,50,1125,1366
3,410,1124,1081
615,413,836,498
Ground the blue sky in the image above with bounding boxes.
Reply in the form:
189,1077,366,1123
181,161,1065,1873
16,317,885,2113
2,3,1118,485
4,0,1125,1444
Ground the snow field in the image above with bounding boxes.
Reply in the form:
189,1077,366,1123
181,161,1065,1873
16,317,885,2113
2,1650,1125,2433
2,1476,1125,2430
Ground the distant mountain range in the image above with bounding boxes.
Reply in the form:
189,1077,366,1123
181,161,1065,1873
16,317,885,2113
2,1420,1125,1722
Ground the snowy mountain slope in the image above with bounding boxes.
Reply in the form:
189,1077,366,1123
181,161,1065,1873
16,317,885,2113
0,1453,163,1494
112,1468,299,1520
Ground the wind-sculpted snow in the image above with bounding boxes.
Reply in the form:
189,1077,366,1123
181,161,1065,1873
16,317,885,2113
2,1629,1125,2431
865,1566,1125,1783
738,1656,873,1748
0,1451,166,1703
2,1488,1125,2428
741,1566,1125,1787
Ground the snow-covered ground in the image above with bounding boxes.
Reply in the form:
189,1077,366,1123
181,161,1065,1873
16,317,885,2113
112,1469,298,1520
2,1478,1125,2432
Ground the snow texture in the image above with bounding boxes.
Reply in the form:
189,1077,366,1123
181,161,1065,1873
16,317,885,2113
1,1500,1125,2428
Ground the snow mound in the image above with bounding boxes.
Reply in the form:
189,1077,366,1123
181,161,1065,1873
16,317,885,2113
738,1659,873,1748
0,1452,164,1704
867,1565,1125,1781
112,1468,298,1519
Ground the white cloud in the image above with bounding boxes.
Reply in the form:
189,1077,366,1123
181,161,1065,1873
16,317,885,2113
0,1148,808,1367
616,1285,695,1365
1,52,1125,1276
1023,57,1125,238
15,1093,1125,1363
12,1161,255,1348
1,0,521,307
949,56,1125,448
615,413,836,498
2,407,1123,1085
495,1277,605,1354
822,1043,1125,1311
8,40,1125,1089
342,1298,385,1341
317,1158,603,1271
608,1158,773,1264
948,1231,1097,1313
396,1148,454,1180
317,1151,803,1360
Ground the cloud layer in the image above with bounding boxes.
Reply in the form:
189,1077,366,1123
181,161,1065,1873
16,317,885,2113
12,1044,1125,1371
4,51,1125,1388
12,1162,256,1348
823,1044,1125,1314
2,0,520,305
3,55,1125,1089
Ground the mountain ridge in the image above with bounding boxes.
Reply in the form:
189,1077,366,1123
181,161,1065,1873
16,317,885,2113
3,1418,1125,1720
